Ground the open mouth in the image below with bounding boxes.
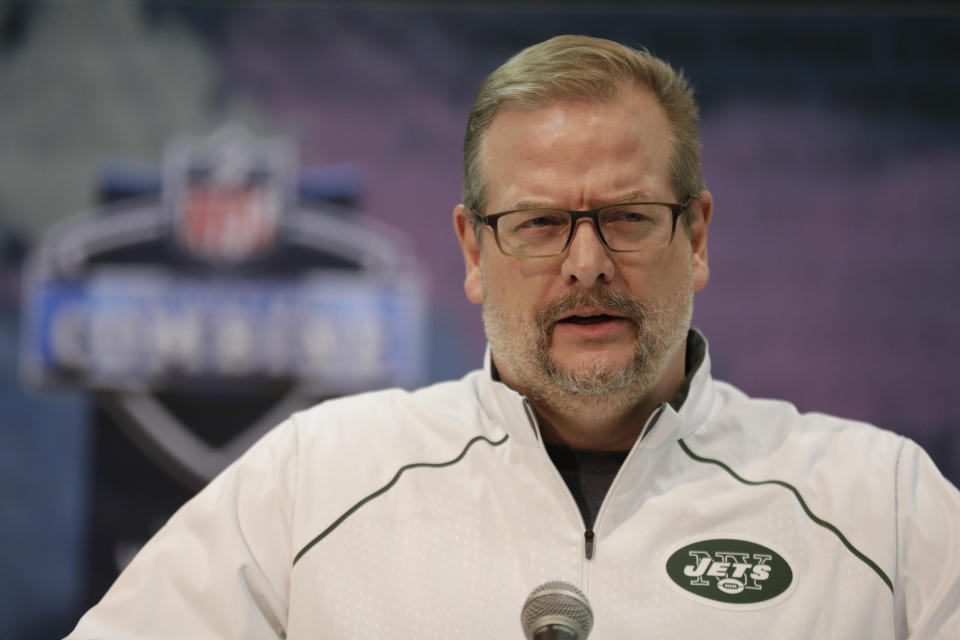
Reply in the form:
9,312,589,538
557,314,621,325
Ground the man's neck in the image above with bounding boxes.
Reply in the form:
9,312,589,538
533,395,664,451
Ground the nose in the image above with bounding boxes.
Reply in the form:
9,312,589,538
560,219,615,287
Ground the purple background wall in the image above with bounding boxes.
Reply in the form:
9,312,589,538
1,4,958,638
217,8,960,451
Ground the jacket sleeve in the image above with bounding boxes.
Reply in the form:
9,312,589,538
65,418,300,639
895,438,960,639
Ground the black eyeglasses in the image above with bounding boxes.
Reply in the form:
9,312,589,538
472,198,694,258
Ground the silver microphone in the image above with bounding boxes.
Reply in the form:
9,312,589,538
520,580,594,640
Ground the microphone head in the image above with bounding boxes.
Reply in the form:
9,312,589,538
520,580,594,639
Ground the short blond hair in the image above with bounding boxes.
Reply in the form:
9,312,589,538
463,35,704,226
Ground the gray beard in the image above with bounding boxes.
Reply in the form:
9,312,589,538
482,282,692,416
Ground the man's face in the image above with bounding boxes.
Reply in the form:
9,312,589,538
455,87,711,413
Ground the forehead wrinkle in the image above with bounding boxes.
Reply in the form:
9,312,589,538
508,188,660,212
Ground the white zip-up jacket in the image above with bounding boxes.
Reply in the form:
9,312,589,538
68,339,960,639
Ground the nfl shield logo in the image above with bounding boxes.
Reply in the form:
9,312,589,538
166,126,294,263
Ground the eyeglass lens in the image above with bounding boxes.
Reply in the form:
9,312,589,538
496,204,675,257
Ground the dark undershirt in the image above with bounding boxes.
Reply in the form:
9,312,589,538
545,445,629,530
544,331,706,529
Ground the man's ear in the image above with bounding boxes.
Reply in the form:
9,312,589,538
454,204,484,304
689,190,712,292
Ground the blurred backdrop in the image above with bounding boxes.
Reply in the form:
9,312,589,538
2,2,959,638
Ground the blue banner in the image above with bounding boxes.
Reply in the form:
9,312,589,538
24,272,425,392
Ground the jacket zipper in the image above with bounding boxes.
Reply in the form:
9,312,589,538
521,398,669,562
583,403,669,561
584,530,595,560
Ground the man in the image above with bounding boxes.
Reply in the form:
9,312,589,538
68,35,959,639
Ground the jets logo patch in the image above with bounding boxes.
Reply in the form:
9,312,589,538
665,538,795,609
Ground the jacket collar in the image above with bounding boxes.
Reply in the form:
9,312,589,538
674,329,715,431
640,329,715,449
476,345,541,446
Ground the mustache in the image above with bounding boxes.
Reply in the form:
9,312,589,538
535,288,647,332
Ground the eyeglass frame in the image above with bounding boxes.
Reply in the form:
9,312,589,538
471,196,697,258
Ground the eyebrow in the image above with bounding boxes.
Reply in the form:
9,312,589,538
509,200,552,210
